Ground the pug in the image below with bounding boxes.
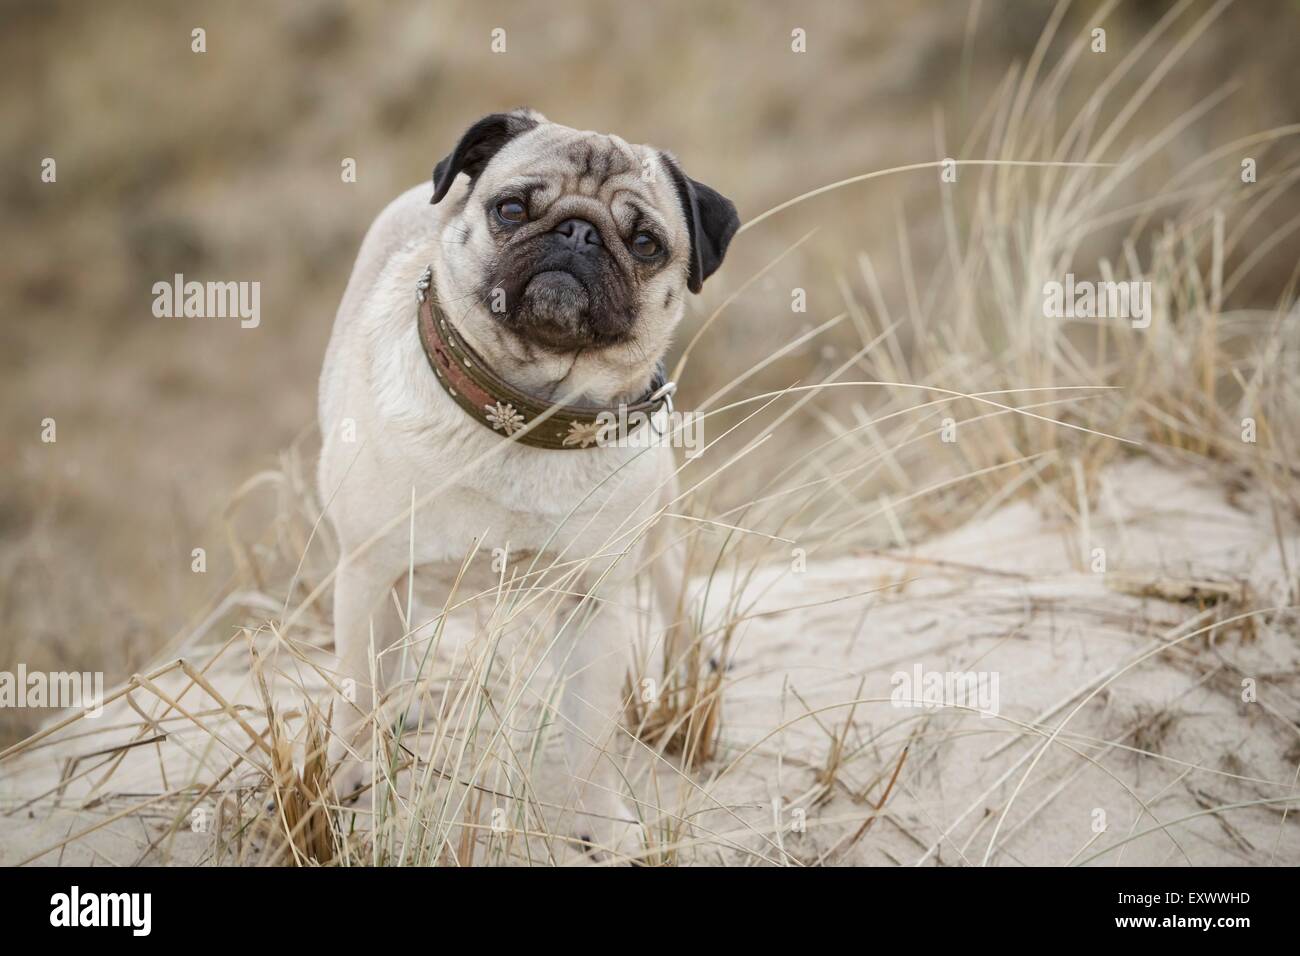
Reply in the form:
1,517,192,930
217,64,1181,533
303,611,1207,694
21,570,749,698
316,109,738,857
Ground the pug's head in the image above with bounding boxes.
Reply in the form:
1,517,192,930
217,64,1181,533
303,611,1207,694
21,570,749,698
428,109,739,400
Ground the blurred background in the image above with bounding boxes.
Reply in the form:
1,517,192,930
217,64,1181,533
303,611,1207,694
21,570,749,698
2,0,1297,744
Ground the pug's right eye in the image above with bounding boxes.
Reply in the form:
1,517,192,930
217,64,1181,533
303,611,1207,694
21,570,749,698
494,199,528,225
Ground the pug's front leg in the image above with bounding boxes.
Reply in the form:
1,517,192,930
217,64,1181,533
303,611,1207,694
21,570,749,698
327,554,404,801
555,591,643,860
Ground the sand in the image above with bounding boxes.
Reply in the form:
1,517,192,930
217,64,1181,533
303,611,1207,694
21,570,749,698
2,457,1296,866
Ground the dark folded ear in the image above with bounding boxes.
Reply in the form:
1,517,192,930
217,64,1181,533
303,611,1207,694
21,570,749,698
431,110,541,204
660,152,740,293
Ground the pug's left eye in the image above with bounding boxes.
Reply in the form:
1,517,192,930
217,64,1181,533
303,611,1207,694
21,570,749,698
495,199,528,224
630,232,661,259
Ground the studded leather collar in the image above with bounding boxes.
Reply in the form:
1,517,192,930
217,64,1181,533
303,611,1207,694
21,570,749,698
414,265,674,450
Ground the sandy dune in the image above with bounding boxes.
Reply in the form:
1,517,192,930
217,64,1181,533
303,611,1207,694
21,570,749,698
2,457,1296,866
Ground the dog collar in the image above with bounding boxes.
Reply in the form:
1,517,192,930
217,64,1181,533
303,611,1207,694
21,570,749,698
415,265,676,450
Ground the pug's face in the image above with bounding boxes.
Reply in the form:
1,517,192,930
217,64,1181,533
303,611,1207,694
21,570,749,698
430,110,739,388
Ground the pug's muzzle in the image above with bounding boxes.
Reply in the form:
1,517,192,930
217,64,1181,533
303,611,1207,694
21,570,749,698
490,217,637,351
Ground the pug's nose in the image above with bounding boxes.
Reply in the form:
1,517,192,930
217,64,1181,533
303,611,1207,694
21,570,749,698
553,218,602,253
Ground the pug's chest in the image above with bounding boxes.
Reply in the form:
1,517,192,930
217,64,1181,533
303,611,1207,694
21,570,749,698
407,543,551,606
404,502,589,625
394,430,652,556
384,403,662,579
407,479,618,573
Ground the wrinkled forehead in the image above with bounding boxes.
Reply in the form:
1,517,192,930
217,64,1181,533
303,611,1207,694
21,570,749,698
480,125,685,235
